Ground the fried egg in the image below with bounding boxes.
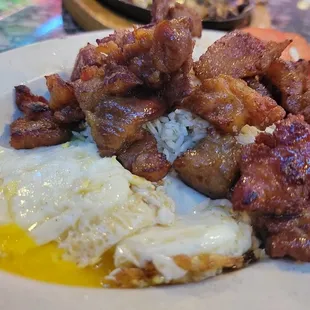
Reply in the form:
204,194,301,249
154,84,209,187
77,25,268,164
0,141,175,286
0,140,257,288
108,201,255,288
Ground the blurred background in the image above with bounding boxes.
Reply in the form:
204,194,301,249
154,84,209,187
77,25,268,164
0,0,309,53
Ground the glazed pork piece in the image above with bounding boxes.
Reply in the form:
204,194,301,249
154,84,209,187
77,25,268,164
85,96,166,157
10,118,71,149
194,30,291,81
118,131,171,182
266,59,310,122
181,75,286,134
232,114,310,261
173,129,242,199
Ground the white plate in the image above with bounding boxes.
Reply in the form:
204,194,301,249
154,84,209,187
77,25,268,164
0,30,310,310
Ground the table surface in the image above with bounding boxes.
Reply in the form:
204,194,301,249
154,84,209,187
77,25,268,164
0,0,309,53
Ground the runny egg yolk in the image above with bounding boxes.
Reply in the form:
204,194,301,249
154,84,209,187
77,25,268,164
0,225,114,287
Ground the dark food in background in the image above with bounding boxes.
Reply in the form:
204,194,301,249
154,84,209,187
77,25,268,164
181,74,286,134
232,115,310,261
152,0,202,37
151,0,172,22
173,129,242,199
202,0,250,21
129,0,251,21
118,131,171,181
194,30,291,81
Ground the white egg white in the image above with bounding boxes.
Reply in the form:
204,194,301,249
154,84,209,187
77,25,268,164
111,204,252,283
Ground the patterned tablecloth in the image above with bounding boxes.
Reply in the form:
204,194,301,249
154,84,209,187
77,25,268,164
0,0,309,53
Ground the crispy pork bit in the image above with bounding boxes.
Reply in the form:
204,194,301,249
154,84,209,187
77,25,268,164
100,63,143,95
45,74,85,124
46,74,78,109
173,129,242,199
53,106,85,124
15,85,51,120
194,30,291,81
10,118,71,149
266,59,310,122
118,132,171,182
232,115,310,261
74,17,195,95
73,64,143,112
13,83,82,150
85,96,165,157
181,75,286,134
71,44,103,81
244,76,272,98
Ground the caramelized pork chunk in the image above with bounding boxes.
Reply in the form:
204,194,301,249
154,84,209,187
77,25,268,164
85,96,166,157
266,59,310,122
173,129,242,199
118,132,171,182
194,30,290,81
181,75,286,134
232,115,310,261
10,118,71,149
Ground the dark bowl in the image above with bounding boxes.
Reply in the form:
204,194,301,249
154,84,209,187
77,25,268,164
98,0,254,30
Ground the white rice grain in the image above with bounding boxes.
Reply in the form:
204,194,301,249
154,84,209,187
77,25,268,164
145,109,210,162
